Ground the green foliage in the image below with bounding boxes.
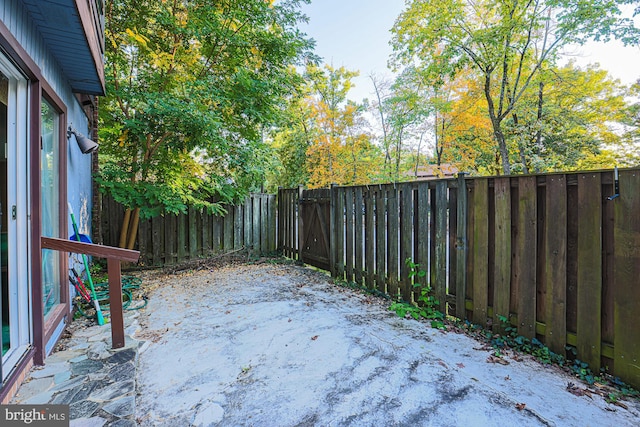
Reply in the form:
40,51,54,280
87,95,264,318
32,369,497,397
483,315,639,401
100,0,315,218
489,315,565,365
268,64,382,189
390,259,445,329
334,278,390,301
390,0,640,174
504,62,630,173
368,68,435,182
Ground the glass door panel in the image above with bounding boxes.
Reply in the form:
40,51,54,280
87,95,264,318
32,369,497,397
41,99,60,319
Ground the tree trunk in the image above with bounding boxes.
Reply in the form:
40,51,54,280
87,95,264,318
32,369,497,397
484,73,511,175
414,133,424,178
512,112,529,174
395,129,403,180
118,208,132,248
436,116,445,166
492,118,510,175
534,82,544,173
118,207,140,250
126,207,140,250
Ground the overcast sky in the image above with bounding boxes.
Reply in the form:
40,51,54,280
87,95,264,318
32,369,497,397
299,1,640,102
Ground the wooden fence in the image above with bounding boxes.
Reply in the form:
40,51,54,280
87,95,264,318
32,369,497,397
278,168,640,389
102,194,277,266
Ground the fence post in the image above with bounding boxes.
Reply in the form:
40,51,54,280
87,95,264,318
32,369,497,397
277,188,283,252
266,195,275,253
297,185,304,262
330,184,337,277
455,173,468,320
252,195,260,255
244,195,252,253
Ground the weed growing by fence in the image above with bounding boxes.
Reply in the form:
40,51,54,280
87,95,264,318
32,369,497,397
477,315,640,404
329,256,640,406
389,259,445,329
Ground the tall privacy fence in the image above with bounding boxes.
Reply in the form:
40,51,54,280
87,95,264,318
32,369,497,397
101,193,277,266
278,168,640,389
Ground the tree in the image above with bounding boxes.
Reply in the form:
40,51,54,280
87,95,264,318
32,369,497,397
430,62,631,174
369,68,434,182
391,0,639,174
100,0,314,248
265,90,315,190
504,62,629,172
433,70,498,174
303,64,380,188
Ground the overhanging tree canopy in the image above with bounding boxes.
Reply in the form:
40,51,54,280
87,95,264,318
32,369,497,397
100,0,315,248
390,0,639,174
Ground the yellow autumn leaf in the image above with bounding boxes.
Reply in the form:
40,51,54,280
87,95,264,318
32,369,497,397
118,130,128,147
125,28,149,47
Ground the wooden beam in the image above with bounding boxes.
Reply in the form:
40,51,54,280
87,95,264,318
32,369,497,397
41,237,139,262
41,237,139,349
107,258,125,348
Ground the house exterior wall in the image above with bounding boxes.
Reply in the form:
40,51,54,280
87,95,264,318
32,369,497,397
0,1,94,228
0,0,102,402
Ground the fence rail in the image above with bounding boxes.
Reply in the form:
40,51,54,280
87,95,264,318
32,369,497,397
278,168,640,389
102,194,277,266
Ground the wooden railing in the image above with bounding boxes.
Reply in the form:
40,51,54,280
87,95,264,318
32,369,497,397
41,237,140,349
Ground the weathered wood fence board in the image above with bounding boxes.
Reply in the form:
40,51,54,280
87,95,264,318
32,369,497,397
493,177,511,333
577,173,602,369
278,167,640,389
375,188,386,294
545,175,567,356
613,170,640,387
455,175,468,320
472,179,489,325
102,194,277,266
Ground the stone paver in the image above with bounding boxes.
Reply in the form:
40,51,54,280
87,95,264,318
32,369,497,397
11,311,143,426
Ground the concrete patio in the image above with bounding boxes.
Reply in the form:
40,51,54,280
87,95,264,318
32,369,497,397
10,261,640,426
134,262,640,426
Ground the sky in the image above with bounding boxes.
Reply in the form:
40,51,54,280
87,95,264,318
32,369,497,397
298,0,640,102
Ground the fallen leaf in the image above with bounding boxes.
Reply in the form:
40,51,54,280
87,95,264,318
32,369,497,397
456,363,465,369
437,360,448,368
487,355,510,365
311,335,319,340
613,401,628,410
515,403,526,411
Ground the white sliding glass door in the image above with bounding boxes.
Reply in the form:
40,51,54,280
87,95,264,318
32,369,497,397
0,54,31,381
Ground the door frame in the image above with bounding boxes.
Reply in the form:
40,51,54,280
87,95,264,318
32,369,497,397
0,20,71,396
0,53,31,382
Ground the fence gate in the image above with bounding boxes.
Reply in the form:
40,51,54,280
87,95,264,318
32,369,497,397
299,188,331,270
